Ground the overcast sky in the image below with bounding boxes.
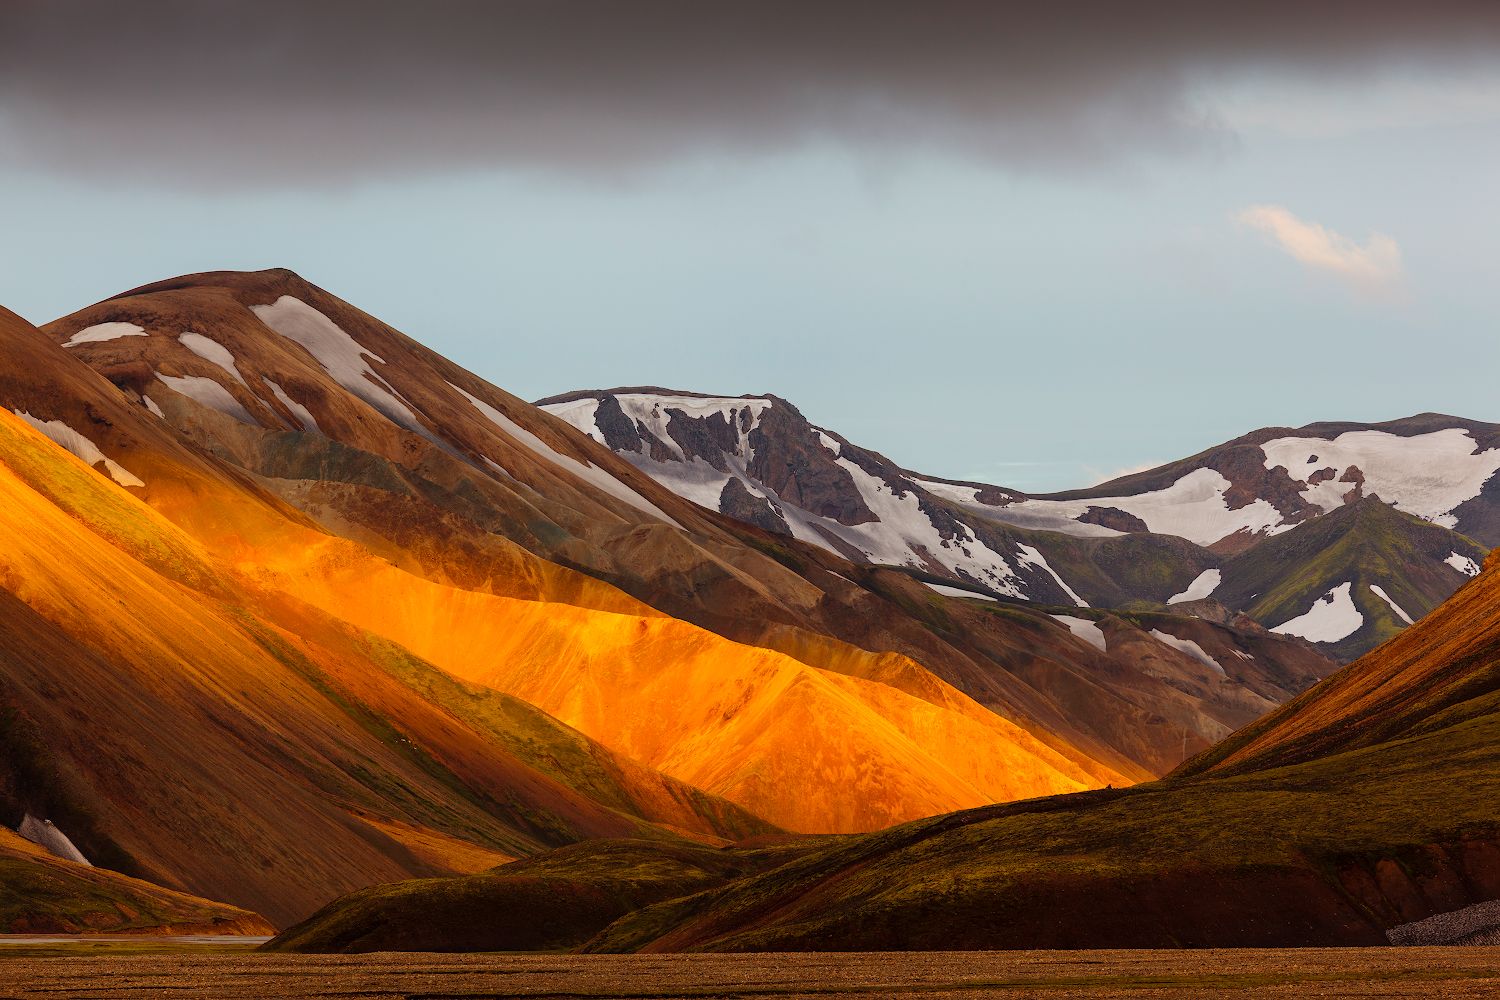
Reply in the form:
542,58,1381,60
3,2,1498,489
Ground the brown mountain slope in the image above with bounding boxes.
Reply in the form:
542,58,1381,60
49,270,1333,780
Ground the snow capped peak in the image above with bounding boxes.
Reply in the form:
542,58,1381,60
542,393,1494,653
543,389,774,464
542,388,1090,605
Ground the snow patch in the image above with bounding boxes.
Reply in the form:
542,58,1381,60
156,374,257,425
1015,543,1087,607
17,814,90,866
916,478,1017,506
1271,582,1364,643
1369,584,1414,625
177,332,245,384
1262,429,1500,528
142,395,164,419
916,480,980,504
265,380,320,433
823,455,1027,596
62,322,145,348
1148,629,1226,677
10,411,144,488
452,383,681,527
251,296,425,434
981,468,1286,546
925,582,998,602
1051,614,1107,652
1445,552,1481,577
1168,568,1222,605
543,397,603,444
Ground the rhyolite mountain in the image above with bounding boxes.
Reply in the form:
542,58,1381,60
0,269,1333,933
47,270,1336,776
543,389,1491,659
273,548,1500,953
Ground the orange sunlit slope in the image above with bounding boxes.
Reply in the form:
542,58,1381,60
0,406,767,925
262,540,1113,832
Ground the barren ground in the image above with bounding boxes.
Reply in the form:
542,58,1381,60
3,947,1500,998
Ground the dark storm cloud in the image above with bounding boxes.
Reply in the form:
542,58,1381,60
1,1,1498,186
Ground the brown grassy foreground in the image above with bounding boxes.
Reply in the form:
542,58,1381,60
4,948,1500,998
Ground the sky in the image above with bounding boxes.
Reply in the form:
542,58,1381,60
2,3,1498,491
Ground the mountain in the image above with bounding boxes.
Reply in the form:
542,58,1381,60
542,389,1492,659
47,270,1340,785
38,272,1134,828
0,318,783,927
0,268,1345,933
1041,414,1500,548
536,389,1104,604
0,268,1270,931
275,549,1500,952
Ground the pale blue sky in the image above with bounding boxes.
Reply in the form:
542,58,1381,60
3,11,1498,491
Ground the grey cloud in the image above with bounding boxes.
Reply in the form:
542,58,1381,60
1,1,1498,186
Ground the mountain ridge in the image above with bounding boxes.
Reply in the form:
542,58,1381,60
48,269,1331,786
544,386,1493,660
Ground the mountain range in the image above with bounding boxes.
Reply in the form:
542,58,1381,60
542,390,1492,661
0,268,1485,941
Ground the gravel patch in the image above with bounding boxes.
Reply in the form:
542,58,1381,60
1389,899,1500,945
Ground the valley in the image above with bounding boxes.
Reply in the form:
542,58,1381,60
4,7,1496,995
0,267,1495,959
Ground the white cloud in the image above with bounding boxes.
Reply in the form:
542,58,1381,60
1236,204,1404,295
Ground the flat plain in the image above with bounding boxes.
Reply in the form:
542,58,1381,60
4,947,1500,998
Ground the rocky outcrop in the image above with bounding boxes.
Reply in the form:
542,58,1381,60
745,405,875,526
718,477,790,536
1079,506,1148,533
